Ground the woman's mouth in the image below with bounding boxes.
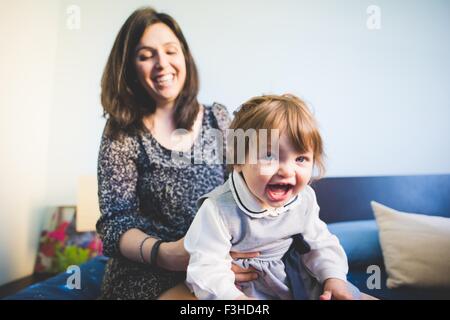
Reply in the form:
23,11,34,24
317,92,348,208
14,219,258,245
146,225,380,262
152,73,175,87
266,183,293,202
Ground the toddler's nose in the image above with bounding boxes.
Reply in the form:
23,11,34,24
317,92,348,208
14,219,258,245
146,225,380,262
277,161,295,178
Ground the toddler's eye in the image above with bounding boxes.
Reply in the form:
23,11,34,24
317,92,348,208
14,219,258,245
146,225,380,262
296,156,308,163
261,153,275,161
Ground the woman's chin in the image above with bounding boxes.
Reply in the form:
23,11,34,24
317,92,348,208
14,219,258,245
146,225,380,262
153,93,179,105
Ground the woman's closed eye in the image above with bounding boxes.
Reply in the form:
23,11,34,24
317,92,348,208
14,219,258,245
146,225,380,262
166,49,178,55
137,50,153,61
138,50,177,61
165,45,179,55
138,55,152,61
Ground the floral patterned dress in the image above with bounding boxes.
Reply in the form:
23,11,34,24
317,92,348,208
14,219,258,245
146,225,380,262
96,103,230,299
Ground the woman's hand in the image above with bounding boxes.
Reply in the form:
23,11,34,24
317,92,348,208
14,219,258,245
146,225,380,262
156,239,261,280
157,238,190,271
230,251,260,283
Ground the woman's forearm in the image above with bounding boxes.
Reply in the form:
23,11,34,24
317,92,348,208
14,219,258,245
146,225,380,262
119,228,159,264
119,229,190,271
119,228,262,285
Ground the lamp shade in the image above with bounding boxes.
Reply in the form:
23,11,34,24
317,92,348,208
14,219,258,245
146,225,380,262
76,176,101,232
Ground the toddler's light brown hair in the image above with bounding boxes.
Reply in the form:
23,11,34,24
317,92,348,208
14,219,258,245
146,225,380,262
227,94,325,178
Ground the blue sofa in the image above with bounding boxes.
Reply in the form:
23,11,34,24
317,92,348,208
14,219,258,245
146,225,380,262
5,174,450,300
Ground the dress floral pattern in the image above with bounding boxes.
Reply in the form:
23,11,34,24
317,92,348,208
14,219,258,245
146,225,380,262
96,103,230,299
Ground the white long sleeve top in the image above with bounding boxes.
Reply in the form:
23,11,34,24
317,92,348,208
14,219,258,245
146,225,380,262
184,170,348,300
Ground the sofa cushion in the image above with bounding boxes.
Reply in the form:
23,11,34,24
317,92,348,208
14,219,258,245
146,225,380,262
347,268,450,300
328,219,383,267
371,201,450,289
329,219,450,299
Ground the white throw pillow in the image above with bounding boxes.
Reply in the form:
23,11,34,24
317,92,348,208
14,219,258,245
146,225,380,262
371,201,450,289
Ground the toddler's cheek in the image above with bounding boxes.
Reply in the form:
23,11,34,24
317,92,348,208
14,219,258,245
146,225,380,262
258,163,278,176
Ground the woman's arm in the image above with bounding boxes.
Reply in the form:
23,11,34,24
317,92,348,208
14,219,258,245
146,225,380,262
119,228,189,270
97,128,190,269
96,131,150,258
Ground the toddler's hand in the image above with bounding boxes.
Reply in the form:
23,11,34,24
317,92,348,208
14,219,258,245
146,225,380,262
320,278,354,300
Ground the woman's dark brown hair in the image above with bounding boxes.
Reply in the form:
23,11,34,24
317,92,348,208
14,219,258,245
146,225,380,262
101,7,200,139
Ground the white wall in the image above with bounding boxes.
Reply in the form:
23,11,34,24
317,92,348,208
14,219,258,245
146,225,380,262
0,0,60,285
1,0,449,285
45,0,450,207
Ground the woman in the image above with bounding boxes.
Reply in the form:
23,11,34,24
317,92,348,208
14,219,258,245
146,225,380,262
97,7,256,299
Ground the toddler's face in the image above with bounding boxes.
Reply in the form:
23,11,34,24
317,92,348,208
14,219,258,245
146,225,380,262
236,134,314,208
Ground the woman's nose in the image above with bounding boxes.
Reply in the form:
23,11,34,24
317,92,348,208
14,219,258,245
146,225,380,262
155,52,169,69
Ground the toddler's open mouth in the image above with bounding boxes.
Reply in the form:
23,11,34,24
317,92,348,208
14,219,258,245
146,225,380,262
266,183,294,202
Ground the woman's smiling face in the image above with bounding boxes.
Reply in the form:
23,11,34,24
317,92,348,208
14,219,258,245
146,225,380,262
134,22,187,106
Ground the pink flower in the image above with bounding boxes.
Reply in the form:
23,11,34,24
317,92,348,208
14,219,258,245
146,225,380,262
47,222,70,242
87,238,103,255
